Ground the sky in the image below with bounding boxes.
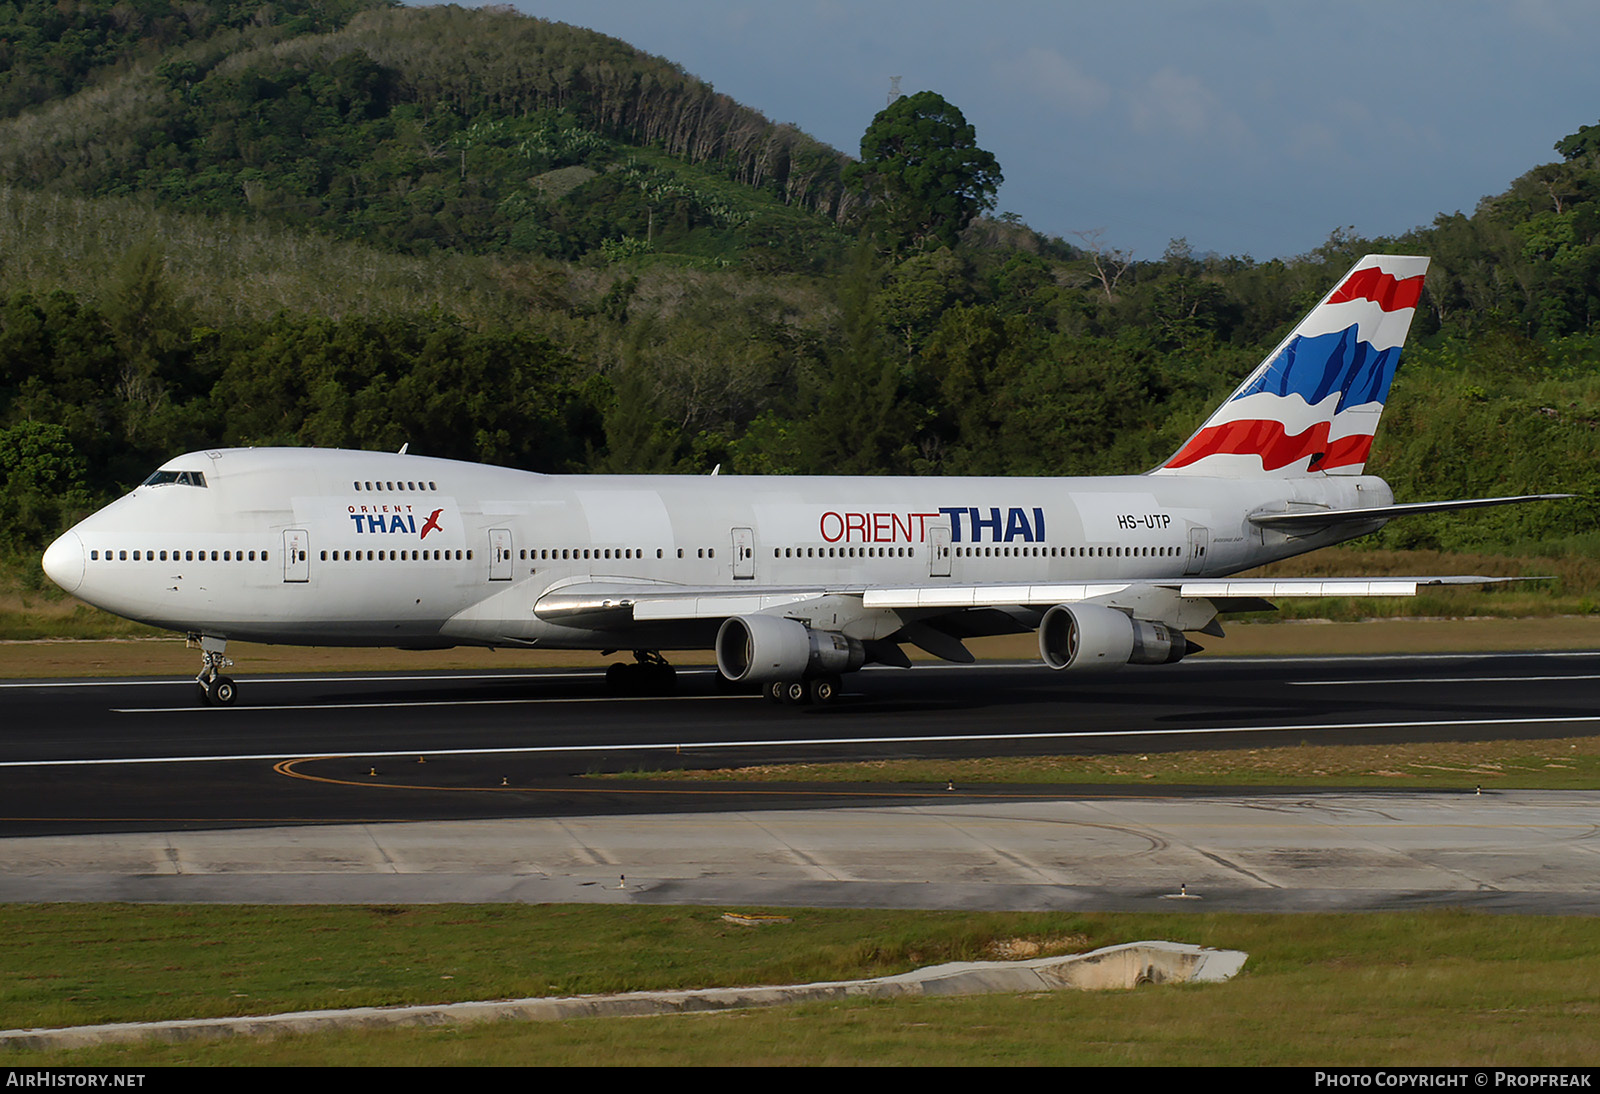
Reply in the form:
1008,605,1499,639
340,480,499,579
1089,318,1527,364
471,1,1600,261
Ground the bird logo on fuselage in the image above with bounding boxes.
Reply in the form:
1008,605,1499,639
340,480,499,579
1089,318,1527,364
420,509,444,539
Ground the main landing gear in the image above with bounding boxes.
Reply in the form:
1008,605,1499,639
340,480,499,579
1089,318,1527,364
605,649,678,696
192,635,237,706
763,674,842,706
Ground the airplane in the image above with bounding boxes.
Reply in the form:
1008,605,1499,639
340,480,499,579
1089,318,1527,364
40,254,1568,707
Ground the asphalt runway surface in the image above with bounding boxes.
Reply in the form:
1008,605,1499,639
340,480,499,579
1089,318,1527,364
3,650,1600,835
1,651,1597,912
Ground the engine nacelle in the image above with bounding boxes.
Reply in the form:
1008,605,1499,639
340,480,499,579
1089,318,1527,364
1038,603,1189,671
715,614,865,684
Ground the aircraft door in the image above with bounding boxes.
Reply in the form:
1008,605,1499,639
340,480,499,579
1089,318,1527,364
489,528,513,581
283,529,309,583
1184,526,1209,576
731,526,755,580
928,522,952,577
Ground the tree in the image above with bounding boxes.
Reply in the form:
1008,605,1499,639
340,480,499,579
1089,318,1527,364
0,420,93,550
1555,120,1600,164
844,91,1001,253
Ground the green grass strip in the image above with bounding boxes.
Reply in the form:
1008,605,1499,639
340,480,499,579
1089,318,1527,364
2,907,1598,1065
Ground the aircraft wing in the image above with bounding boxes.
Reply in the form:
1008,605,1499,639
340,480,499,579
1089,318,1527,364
534,575,1525,625
533,582,837,626
865,575,1522,609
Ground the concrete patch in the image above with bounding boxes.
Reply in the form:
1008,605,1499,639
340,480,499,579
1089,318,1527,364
0,941,1246,1051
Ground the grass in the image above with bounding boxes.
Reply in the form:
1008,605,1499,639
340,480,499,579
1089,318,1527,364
1238,547,1600,621
608,736,1600,791
2,907,1598,1065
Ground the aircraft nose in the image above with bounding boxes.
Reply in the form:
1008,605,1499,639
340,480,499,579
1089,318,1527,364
42,530,85,594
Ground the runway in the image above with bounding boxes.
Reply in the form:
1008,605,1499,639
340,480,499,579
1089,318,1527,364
0,651,1596,912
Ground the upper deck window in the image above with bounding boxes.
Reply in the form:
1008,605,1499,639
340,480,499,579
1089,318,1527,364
142,470,207,488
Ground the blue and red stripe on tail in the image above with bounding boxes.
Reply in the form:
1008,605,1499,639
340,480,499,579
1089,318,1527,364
1156,255,1428,477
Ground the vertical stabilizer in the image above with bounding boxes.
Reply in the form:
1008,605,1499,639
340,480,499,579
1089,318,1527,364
1156,254,1428,477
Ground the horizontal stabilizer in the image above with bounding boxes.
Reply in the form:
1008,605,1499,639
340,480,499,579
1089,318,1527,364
1249,493,1573,531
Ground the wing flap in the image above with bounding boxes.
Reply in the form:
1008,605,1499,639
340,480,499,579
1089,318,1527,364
1179,575,1527,598
631,591,829,621
861,583,1134,610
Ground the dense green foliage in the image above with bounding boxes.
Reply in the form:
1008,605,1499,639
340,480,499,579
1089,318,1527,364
0,0,383,119
845,90,1002,253
0,3,855,265
0,2,1595,565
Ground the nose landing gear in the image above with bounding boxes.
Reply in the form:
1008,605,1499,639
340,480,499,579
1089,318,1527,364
192,635,237,706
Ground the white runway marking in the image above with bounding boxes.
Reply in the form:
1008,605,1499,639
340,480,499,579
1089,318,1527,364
0,671,623,689
113,692,750,714
7,713,1600,769
1293,673,1600,686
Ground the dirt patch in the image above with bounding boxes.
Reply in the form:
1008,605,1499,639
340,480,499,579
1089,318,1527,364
984,935,1090,960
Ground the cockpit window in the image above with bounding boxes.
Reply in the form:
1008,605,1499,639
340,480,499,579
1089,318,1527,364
142,470,208,488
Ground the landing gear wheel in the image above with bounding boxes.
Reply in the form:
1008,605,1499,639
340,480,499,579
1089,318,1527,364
606,657,678,696
808,675,840,705
644,662,677,694
192,637,235,708
780,680,809,706
765,681,786,704
210,676,238,706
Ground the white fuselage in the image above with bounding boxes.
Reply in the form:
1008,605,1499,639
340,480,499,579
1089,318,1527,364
42,447,1392,650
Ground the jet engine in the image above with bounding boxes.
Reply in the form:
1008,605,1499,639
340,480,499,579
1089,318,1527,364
1038,603,1189,671
715,614,865,684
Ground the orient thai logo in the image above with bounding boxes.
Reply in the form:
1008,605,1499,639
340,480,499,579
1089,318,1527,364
346,503,445,538
817,506,1047,544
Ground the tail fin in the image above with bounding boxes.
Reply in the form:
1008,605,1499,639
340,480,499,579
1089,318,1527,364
1156,254,1428,477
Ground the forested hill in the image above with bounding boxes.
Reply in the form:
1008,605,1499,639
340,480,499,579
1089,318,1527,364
0,1,1597,566
0,1,855,262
